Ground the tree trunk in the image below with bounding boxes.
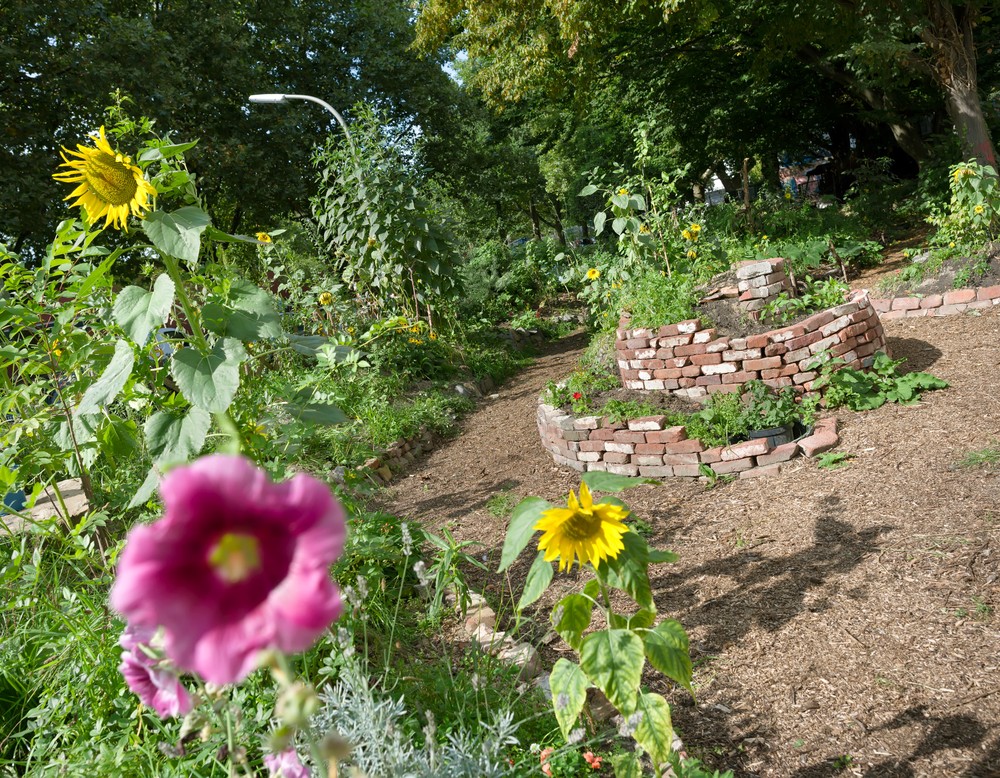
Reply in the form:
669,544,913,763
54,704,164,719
922,0,996,167
715,164,740,198
551,198,566,245
528,199,542,240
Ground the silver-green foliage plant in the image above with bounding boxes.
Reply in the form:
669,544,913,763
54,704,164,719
311,104,460,320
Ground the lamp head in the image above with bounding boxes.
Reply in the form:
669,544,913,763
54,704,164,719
249,93,288,104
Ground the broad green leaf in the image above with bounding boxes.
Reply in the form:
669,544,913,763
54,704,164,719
143,206,211,264
202,301,282,341
144,407,212,465
633,692,674,765
288,334,329,357
113,274,175,346
580,629,644,715
98,416,138,460
498,496,550,572
76,340,134,416
170,337,246,413
285,388,348,425
204,226,267,244
593,211,607,235
600,531,655,611
578,184,599,197
609,608,656,630
75,246,123,300
552,592,594,650
643,619,693,693
549,659,589,740
611,754,642,778
612,217,627,235
611,193,630,209
517,551,553,611
582,471,659,493
648,548,680,564
138,139,198,162
128,466,160,509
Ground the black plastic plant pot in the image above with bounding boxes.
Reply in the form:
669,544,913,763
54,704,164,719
748,423,794,447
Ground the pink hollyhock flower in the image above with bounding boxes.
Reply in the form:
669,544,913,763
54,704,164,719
539,746,554,777
110,455,345,685
118,624,193,718
264,748,311,778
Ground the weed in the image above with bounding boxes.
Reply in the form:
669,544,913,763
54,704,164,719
816,452,854,470
832,754,854,771
956,444,1000,469
486,490,520,518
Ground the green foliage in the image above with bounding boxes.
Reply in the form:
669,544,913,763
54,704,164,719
683,392,748,449
600,399,673,424
813,352,949,411
956,443,1000,469
739,381,802,430
311,105,461,319
927,161,1000,251
761,277,849,326
816,451,854,470
613,269,700,331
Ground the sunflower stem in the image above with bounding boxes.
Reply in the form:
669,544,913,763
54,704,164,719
161,253,210,354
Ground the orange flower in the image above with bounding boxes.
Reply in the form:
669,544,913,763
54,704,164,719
584,751,602,769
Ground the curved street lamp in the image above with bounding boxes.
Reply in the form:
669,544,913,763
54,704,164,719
248,93,356,155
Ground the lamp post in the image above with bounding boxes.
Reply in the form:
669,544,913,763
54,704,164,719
249,93,355,155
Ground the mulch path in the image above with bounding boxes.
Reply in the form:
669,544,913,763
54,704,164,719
378,309,1000,777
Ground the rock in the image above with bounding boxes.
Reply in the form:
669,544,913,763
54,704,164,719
497,642,542,680
587,689,618,722
463,605,496,635
470,623,508,651
376,465,393,482
330,466,347,484
29,479,89,523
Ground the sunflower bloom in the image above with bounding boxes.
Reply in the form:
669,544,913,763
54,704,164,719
535,482,630,572
689,223,701,233
318,292,333,306
974,204,985,215
53,126,156,231
586,267,601,280
256,232,272,243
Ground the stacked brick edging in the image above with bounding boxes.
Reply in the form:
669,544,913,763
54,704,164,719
870,285,1000,320
737,258,793,319
616,289,887,399
537,403,839,479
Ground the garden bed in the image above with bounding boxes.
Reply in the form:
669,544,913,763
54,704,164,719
536,400,839,479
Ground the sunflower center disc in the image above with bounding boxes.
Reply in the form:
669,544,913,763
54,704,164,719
84,152,139,206
561,509,603,542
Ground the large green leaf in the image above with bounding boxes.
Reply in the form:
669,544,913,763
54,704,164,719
170,337,246,413
600,531,655,611
579,629,644,715
75,339,134,416
643,619,693,693
552,592,594,651
582,471,659,493
113,274,175,346
128,467,160,509
284,388,348,425
578,184,599,197
144,407,212,465
288,334,330,358
138,140,198,163
633,691,674,766
516,551,553,611
593,211,607,235
143,206,211,264
98,416,139,461
202,301,282,341
498,496,550,572
549,659,589,740
611,754,642,778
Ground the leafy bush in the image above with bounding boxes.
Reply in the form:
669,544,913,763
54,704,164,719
614,269,700,330
813,351,948,410
761,277,849,325
927,160,1000,250
683,392,749,448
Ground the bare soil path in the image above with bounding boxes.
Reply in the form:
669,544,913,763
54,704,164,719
379,310,1000,778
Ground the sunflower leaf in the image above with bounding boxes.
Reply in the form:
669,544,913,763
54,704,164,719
516,551,554,612
611,754,643,778
580,629,643,715
169,337,247,413
127,466,161,509
582,472,659,493
549,659,590,741
144,406,212,465
642,619,693,694
599,531,655,611
498,496,550,572
113,274,175,346
75,339,134,416
552,592,594,650
138,140,199,163
633,691,674,766
144,206,211,264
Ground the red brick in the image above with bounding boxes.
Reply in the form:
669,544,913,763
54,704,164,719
705,338,731,353
723,348,762,362
764,342,788,357
646,426,686,444
782,346,811,364
977,285,1000,301
579,440,608,452
632,454,665,467
739,464,783,479
830,338,859,358
625,337,651,349
760,368,782,379
621,369,641,380
628,416,667,431
711,457,754,474
657,324,681,337
799,431,838,457
695,374,723,386
800,310,836,330
653,368,684,380
763,377,794,388
698,446,725,464
635,443,667,455
920,294,944,309
943,288,976,305
702,362,738,375
672,464,703,477
747,333,771,349
768,326,806,343
578,451,602,462
722,439,770,461
872,298,892,313
681,365,702,377
606,464,640,476
678,378,696,388
602,452,630,464
729,337,749,350
722,370,760,384
744,356,782,371
664,452,700,465
841,322,868,340
676,319,701,334
808,335,840,354
891,296,920,311
937,303,968,315
665,439,705,454
757,440,798,464
675,343,709,357
692,329,717,344
638,465,674,477
612,431,646,444
690,352,723,365
786,331,823,351
855,341,876,358
793,370,817,385
590,428,616,441
658,334,693,348
707,384,742,394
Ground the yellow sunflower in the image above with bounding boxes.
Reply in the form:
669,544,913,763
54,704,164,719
586,267,601,280
689,223,701,233
53,126,156,232
687,249,697,259
535,482,630,572
974,204,985,215
256,232,272,243
681,229,693,241
318,292,333,306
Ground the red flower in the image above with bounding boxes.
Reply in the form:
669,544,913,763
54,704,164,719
572,392,583,400
584,751,603,769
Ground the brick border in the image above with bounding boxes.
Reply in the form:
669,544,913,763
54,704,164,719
615,289,887,400
537,402,839,479
870,285,1000,320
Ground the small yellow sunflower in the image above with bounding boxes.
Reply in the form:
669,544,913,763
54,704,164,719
429,332,438,341
681,229,693,241
617,188,629,196
639,224,650,234
535,482,630,572
974,204,985,214
256,232,272,243
318,292,333,306
53,126,156,232
689,223,701,233
586,267,601,280
687,249,697,259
